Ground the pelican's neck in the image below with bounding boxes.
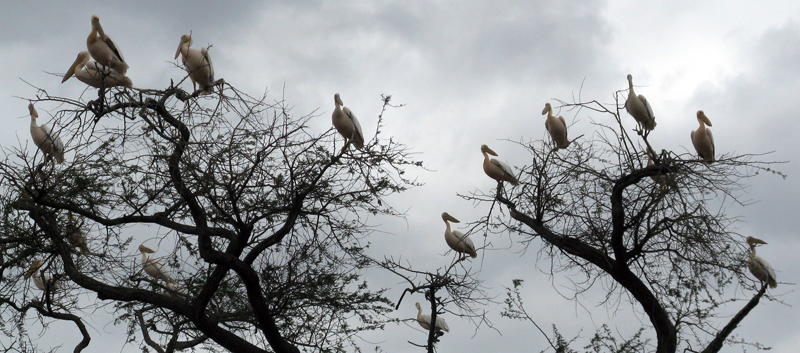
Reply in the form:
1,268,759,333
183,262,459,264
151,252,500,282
416,305,423,320
482,151,490,164
30,113,37,128
443,219,451,234
94,22,105,39
141,252,148,264
627,79,636,97
749,244,757,258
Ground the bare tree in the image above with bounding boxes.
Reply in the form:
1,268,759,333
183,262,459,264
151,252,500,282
0,74,421,353
466,86,785,353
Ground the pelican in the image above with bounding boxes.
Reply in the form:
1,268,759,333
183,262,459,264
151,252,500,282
625,74,657,132
65,213,91,254
691,110,715,164
746,237,777,289
139,245,172,282
87,15,128,75
24,259,60,292
28,104,65,164
481,145,518,186
646,146,668,186
441,212,477,259
415,302,449,334
332,93,365,150
62,51,132,88
175,34,215,95
542,103,569,150
165,281,187,297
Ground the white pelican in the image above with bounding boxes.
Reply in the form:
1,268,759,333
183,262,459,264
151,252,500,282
415,302,449,334
691,110,715,164
165,281,187,297
441,212,477,259
625,74,657,132
62,51,132,88
139,245,172,283
646,146,668,186
87,15,128,75
175,34,215,95
24,259,60,292
65,213,91,254
746,237,777,288
332,93,364,150
481,145,518,186
542,103,569,150
28,104,65,164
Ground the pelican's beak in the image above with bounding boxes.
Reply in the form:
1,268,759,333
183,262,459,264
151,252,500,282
175,36,188,60
334,94,343,106
139,245,155,253
747,237,767,246
541,104,550,115
698,111,712,127
481,145,498,156
62,54,83,83
28,104,37,118
442,212,460,223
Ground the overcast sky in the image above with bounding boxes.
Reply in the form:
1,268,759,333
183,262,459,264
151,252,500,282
2,1,799,352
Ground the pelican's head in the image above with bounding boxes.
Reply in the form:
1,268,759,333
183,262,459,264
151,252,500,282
334,93,343,106
63,51,91,83
24,259,43,279
480,144,497,156
542,102,552,115
627,74,633,83
441,212,460,223
91,15,106,37
696,110,712,127
746,236,767,246
175,34,192,59
28,103,37,119
415,302,422,310
139,245,155,254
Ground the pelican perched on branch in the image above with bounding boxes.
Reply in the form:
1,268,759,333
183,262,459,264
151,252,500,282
746,237,777,289
332,93,364,150
62,51,131,88
139,245,172,283
175,34,216,95
24,259,60,292
415,302,449,334
625,74,656,132
481,144,518,186
28,104,65,164
542,103,570,150
646,146,669,187
65,213,91,254
441,212,477,259
87,15,128,75
691,110,715,164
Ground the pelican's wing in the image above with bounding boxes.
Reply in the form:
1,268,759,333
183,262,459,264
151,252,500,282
558,116,567,139
492,159,514,179
40,124,64,152
453,230,476,252
201,47,215,82
707,129,715,158
104,34,125,63
639,94,654,119
436,316,450,332
344,107,364,141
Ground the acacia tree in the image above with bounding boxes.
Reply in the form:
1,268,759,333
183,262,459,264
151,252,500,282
469,89,784,353
0,74,421,352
